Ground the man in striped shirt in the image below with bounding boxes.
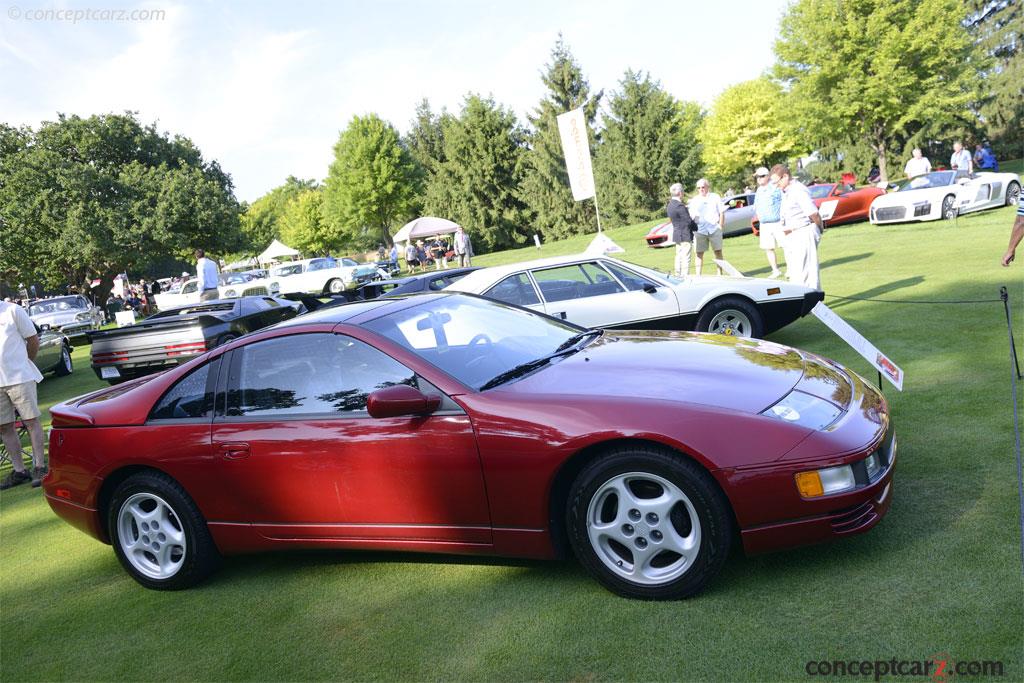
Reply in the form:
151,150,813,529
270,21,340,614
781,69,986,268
1001,194,1024,267
770,163,824,290
753,166,784,278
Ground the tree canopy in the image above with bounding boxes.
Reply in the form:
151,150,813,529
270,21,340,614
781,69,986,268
323,114,418,248
965,0,1023,158
0,113,241,297
700,77,800,188
520,37,602,242
240,176,318,253
774,0,983,181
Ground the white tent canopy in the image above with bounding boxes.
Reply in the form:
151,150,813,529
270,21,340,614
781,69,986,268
258,239,300,264
392,216,460,244
224,257,259,271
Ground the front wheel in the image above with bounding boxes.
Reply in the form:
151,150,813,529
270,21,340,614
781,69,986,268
566,446,732,600
941,194,958,220
108,471,220,590
327,278,344,294
1006,182,1021,207
695,296,763,338
55,344,73,376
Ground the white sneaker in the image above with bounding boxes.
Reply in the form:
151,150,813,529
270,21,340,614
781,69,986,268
769,269,782,278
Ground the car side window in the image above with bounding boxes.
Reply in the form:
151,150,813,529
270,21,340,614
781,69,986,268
150,360,218,420
485,274,540,306
603,263,656,292
183,281,197,294
531,263,625,302
226,333,417,417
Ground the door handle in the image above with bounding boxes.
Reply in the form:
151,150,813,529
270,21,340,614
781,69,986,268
218,442,251,460
555,311,567,319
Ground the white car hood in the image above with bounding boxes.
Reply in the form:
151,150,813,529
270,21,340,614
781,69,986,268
30,311,85,326
872,187,951,207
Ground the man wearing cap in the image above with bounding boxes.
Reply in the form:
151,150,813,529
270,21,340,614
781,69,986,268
666,183,695,276
770,164,824,290
753,167,784,278
687,179,726,275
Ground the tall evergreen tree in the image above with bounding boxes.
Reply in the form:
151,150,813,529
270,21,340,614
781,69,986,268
423,95,529,252
520,37,602,241
594,70,704,227
323,114,418,248
965,0,1023,158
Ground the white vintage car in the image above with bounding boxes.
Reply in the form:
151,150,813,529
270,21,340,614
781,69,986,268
869,170,1021,224
27,295,104,342
446,254,823,339
268,257,380,295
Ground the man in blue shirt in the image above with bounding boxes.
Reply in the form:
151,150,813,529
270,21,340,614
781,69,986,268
753,167,784,278
950,141,973,174
195,249,220,301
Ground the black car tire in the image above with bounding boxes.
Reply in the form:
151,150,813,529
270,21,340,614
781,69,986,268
566,445,732,600
55,344,73,376
1006,182,1021,207
941,195,958,220
695,296,764,339
108,470,220,590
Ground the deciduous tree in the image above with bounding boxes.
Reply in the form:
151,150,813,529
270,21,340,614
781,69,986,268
279,188,339,255
240,176,318,252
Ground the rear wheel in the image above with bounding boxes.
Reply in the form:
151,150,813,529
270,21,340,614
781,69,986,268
55,344,73,376
566,445,732,600
108,471,220,590
695,296,763,338
941,194,958,220
1006,182,1021,207
327,278,344,294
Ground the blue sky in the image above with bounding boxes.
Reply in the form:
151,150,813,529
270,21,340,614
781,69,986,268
1,0,791,201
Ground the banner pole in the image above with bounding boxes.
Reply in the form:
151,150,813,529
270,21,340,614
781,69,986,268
593,194,603,234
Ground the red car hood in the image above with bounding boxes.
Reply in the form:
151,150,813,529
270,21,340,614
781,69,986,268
503,331,808,415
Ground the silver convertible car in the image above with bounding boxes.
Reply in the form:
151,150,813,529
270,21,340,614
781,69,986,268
447,254,823,339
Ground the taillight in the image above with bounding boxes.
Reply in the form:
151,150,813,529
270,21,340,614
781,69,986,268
164,341,208,357
92,351,128,364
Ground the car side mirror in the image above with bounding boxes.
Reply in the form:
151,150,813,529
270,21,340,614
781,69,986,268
643,283,658,294
366,384,441,418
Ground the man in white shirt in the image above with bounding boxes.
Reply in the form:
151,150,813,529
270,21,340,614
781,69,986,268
770,163,824,290
687,178,726,275
453,226,473,267
0,300,47,489
949,141,973,174
904,148,932,178
195,249,221,301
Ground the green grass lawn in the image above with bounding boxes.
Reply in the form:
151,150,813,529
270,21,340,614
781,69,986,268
3,194,1023,680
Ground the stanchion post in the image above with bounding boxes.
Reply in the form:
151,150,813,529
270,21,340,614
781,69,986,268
1001,286,1022,380
1002,286,1024,574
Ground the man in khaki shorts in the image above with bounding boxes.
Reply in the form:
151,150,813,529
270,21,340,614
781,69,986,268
1,299,48,488
687,178,726,275
753,166,784,278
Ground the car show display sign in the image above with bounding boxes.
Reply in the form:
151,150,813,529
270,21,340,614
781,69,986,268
811,302,904,390
556,107,595,202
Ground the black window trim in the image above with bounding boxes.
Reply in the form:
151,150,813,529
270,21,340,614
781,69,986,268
483,271,543,307
146,355,224,424
528,261,629,303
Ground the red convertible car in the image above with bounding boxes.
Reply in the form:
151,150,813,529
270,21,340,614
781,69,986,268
44,293,895,599
753,183,886,230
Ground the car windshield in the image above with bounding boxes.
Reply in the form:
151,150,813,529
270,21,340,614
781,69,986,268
272,264,304,277
220,273,251,285
29,297,86,315
895,171,955,192
341,258,358,267
363,294,585,390
808,185,835,199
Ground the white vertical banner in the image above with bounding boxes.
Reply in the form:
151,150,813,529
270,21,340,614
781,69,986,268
811,302,904,391
556,108,595,201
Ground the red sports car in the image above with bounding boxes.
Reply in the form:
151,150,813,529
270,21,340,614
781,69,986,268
44,293,895,599
752,183,886,230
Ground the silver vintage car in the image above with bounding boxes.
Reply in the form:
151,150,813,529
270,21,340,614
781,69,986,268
27,295,104,344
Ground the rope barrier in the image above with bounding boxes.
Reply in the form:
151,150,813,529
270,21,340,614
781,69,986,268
826,294,1004,305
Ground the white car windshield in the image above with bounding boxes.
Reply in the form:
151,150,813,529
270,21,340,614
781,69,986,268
363,294,586,390
29,297,86,315
272,264,304,277
896,171,955,191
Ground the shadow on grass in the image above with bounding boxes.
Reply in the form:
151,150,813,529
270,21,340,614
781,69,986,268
819,251,874,270
827,276,926,309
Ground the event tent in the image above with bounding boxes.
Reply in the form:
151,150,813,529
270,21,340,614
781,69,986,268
392,217,460,244
258,239,300,264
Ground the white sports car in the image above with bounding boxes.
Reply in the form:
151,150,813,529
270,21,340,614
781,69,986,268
869,170,1021,224
445,254,823,339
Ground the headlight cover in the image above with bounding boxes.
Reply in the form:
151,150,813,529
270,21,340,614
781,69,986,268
75,312,91,321
761,390,842,431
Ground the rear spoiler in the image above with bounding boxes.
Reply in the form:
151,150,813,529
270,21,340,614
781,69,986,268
88,314,223,341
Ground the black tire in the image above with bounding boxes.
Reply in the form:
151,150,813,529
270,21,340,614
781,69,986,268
695,296,764,338
55,344,73,376
1006,182,1021,207
566,445,732,600
326,278,344,294
941,194,958,220
107,470,220,590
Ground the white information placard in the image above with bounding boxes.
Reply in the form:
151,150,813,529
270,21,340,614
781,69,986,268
115,310,136,328
811,302,904,391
